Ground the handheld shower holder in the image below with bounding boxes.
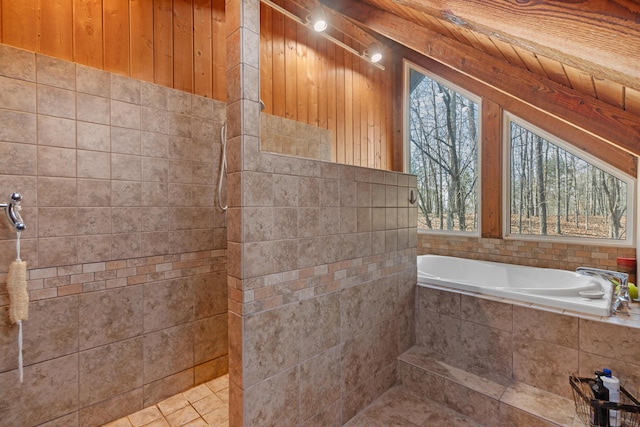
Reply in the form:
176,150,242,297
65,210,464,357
1,193,26,231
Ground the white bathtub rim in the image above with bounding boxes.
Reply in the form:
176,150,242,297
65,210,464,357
417,255,613,317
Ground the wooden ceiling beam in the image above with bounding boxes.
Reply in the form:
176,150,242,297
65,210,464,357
390,0,640,92
321,0,640,158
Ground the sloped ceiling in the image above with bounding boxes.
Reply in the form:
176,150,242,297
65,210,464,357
307,0,640,156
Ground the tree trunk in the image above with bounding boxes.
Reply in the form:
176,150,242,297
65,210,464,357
535,136,547,235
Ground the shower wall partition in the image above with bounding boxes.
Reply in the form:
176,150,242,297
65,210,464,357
0,45,229,427
225,1,418,425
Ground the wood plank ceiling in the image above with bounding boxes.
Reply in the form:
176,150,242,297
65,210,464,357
360,0,640,113
305,0,640,154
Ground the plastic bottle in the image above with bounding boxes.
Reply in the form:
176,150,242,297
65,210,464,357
591,372,609,426
602,368,621,427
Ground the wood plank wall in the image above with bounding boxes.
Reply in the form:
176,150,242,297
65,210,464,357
0,0,227,100
0,0,396,170
259,1,395,169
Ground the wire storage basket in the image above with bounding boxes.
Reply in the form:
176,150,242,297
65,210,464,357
571,375,640,427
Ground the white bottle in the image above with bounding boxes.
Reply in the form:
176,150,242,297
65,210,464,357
602,368,621,427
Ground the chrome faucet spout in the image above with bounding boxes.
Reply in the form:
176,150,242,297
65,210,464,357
576,267,629,314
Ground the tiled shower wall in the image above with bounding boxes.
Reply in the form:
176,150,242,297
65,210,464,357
260,113,331,162
419,234,636,271
0,44,228,426
227,155,418,426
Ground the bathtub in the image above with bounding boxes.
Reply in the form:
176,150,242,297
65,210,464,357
417,255,613,316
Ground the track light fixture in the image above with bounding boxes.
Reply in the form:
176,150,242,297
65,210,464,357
260,0,385,70
366,43,383,63
309,6,328,32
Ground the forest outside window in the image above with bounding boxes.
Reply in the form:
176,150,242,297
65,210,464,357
405,62,481,234
504,113,635,246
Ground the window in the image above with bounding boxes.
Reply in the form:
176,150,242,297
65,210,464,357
404,62,481,233
505,113,635,245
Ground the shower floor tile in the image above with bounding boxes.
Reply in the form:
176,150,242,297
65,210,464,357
345,386,484,427
102,375,230,427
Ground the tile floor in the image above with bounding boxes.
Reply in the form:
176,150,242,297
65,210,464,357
103,375,480,427
102,375,230,427
345,386,482,427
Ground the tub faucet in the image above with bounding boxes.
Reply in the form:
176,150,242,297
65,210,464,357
576,267,629,314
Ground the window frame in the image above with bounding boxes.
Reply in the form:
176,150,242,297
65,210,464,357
403,59,483,236
502,111,636,247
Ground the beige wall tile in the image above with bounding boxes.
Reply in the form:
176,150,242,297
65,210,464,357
77,93,110,125
38,207,77,237
111,233,141,259
244,303,299,386
0,76,36,113
36,54,75,90
299,346,341,422
0,141,37,175
111,74,140,104
319,179,339,207
76,64,110,97
111,100,141,130
77,207,112,235
112,154,141,181
37,115,76,148
513,337,578,399
514,305,578,348
143,278,195,332
443,381,499,426
143,324,194,383
140,231,170,257
142,157,169,183
167,89,191,114
113,206,141,232
340,207,357,234
78,150,110,179
79,337,143,407
77,234,112,263
143,369,194,408
141,106,168,134
38,146,76,177
79,286,142,351
299,293,340,360
111,127,141,155
141,82,167,110
192,117,214,141
244,367,299,427
169,160,193,184
192,95,214,120
168,113,192,138
243,207,272,242
142,182,168,207
341,329,375,393
77,179,111,207
579,318,640,365
77,121,110,151
0,44,35,81
0,109,36,143
140,207,169,232
37,85,75,118
0,354,79,426
460,295,512,332
38,236,77,267
460,320,513,378
273,174,298,207
0,296,78,370
195,314,228,364
112,181,142,206
195,272,227,319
